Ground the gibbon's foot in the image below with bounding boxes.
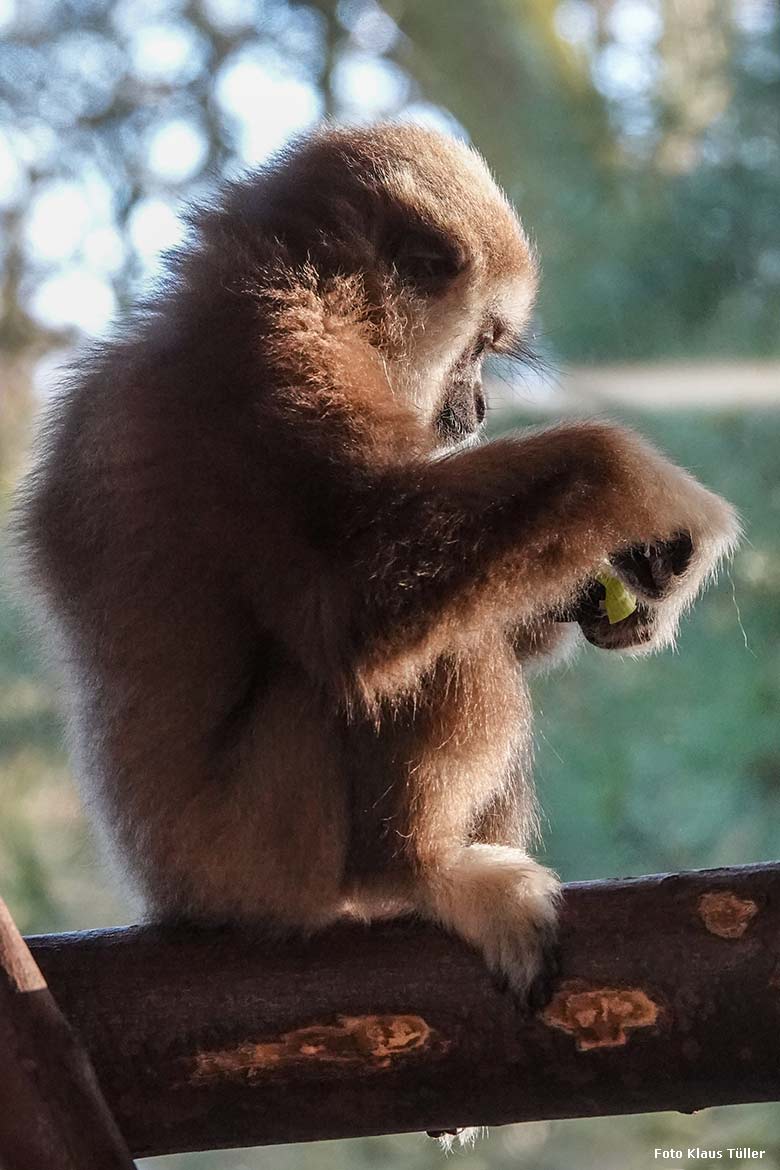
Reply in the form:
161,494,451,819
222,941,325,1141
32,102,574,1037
573,532,704,653
423,939,560,1148
418,845,560,1001
427,1127,481,1149
527,938,562,1012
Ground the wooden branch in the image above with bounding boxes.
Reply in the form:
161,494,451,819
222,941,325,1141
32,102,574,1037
0,896,136,1170
24,863,780,1159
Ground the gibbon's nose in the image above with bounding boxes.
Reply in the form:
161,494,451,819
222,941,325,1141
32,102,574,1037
474,386,486,425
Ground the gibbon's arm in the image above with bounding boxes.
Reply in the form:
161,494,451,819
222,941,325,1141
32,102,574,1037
243,280,736,704
278,420,737,703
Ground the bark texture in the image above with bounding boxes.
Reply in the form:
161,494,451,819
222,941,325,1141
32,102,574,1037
0,896,136,1170
17,863,780,1158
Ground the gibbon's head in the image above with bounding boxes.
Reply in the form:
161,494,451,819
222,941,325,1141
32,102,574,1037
230,123,539,451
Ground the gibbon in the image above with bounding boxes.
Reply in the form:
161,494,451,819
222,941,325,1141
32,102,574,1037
13,123,739,1015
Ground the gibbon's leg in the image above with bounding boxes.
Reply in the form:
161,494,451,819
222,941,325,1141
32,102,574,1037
107,669,351,931
344,642,560,999
414,843,560,997
406,740,559,1003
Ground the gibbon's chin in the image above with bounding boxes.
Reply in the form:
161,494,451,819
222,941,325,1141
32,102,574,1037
429,428,486,461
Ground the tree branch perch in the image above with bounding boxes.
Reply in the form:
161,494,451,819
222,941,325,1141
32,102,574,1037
20,863,780,1158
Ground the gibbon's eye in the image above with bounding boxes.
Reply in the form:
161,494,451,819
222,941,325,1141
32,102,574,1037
473,332,492,359
473,320,506,360
392,229,466,294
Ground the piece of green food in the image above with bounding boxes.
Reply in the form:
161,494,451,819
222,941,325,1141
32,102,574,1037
595,571,638,625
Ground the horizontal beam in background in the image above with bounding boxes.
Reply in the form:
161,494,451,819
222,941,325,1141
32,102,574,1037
24,862,780,1159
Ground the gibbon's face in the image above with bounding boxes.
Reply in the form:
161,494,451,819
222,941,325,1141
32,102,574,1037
278,125,539,452
374,171,539,453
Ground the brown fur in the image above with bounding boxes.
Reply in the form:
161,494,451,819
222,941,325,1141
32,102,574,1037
11,125,739,1017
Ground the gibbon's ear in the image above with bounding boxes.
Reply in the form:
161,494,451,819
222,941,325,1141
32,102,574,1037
389,224,467,294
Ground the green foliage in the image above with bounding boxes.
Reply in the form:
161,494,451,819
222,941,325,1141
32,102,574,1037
2,1,779,361
138,1106,780,1170
387,1,780,361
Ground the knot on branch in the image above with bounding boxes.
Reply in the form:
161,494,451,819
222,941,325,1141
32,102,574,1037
541,982,660,1051
193,1013,439,1082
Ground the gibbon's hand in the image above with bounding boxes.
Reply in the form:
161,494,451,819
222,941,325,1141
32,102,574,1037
565,452,739,654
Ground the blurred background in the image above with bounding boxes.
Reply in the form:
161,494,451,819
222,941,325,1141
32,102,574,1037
1,0,779,1166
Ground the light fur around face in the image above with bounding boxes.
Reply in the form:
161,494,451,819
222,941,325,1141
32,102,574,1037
11,122,739,1087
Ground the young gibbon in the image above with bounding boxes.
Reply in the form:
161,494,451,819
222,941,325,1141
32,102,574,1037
13,123,739,1010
